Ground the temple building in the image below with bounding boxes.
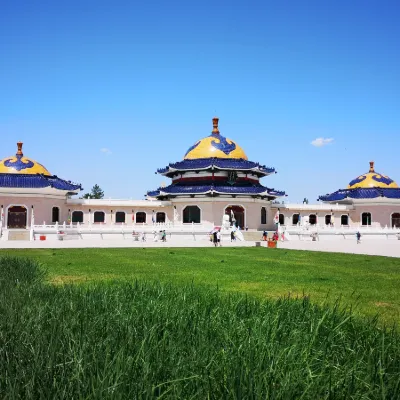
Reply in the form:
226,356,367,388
272,161,400,237
0,118,399,241
147,117,285,229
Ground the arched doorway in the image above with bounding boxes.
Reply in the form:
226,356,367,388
7,206,27,229
225,205,245,229
52,207,60,223
183,206,201,223
361,212,371,226
392,213,400,228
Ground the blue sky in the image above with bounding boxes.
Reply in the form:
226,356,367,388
1,0,399,202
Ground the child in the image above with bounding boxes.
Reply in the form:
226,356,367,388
262,231,267,241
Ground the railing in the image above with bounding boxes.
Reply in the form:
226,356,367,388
278,223,400,238
271,203,352,211
31,221,215,238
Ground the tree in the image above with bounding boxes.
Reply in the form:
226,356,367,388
82,184,104,199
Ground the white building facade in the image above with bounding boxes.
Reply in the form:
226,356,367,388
1,120,399,241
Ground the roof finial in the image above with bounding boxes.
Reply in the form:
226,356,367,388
16,142,23,156
212,117,219,134
369,161,375,173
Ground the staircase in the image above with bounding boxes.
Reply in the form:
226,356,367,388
242,231,264,241
7,230,30,241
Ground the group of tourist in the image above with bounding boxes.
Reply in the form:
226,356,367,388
132,231,168,242
262,230,280,242
210,229,221,247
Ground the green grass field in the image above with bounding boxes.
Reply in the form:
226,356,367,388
1,247,399,324
1,256,399,398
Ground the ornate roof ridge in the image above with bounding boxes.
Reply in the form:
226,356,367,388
147,183,285,197
157,158,276,175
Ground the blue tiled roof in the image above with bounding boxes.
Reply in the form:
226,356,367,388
0,173,82,192
147,184,285,197
157,158,276,175
318,187,400,201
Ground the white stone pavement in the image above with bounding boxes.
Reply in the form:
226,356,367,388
1,237,400,258
278,240,400,258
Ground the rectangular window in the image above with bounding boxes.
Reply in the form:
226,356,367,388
52,207,60,223
115,211,125,223
261,207,267,224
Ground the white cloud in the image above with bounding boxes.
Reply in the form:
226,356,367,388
100,148,112,155
310,138,334,147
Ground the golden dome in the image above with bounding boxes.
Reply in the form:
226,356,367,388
184,117,248,160
0,142,51,176
347,161,398,189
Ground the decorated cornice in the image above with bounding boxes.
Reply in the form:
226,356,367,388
147,184,285,198
157,158,276,177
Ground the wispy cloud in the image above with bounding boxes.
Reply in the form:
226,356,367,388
100,148,112,155
311,138,334,147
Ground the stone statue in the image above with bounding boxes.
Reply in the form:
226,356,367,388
222,214,231,231
173,207,179,222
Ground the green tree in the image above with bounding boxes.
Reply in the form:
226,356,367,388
82,184,104,199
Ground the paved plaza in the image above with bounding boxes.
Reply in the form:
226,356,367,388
278,240,400,258
1,237,400,258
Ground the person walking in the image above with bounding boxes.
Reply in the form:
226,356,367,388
356,231,361,244
230,230,235,242
217,229,222,246
212,230,218,247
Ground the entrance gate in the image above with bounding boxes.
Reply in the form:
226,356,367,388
7,206,27,229
225,205,245,229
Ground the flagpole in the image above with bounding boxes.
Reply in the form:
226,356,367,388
30,205,35,241
0,205,3,238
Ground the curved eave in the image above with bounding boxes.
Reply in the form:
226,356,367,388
147,185,285,198
0,173,83,194
156,158,276,177
160,168,276,178
318,187,400,202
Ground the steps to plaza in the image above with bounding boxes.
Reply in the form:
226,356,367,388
242,231,265,241
4,230,30,241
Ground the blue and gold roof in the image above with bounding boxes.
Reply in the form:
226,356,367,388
319,161,400,202
0,142,51,175
347,161,398,189
148,117,285,199
0,142,82,193
184,117,248,160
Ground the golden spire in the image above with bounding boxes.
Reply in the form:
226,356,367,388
212,117,219,134
16,142,23,156
369,161,375,173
